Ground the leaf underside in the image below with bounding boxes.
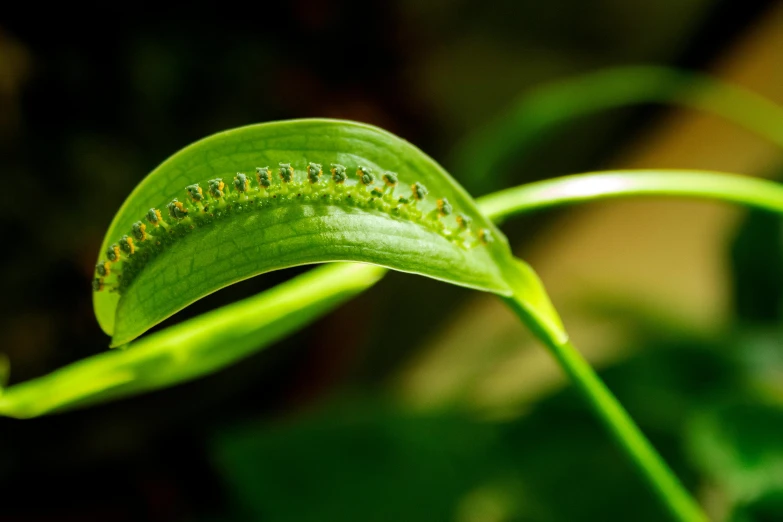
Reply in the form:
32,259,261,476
114,203,508,346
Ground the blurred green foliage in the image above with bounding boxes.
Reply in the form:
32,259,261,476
211,336,724,522
2,1,783,521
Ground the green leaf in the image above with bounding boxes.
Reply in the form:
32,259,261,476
453,66,783,194
730,200,783,323
0,262,385,418
94,119,518,346
687,402,783,513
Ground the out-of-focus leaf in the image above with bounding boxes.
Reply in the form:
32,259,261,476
453,66,783,194
0,263,385,418
687,402,783,519
212,397,672,522
731,169,783,323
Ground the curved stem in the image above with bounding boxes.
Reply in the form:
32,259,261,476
478,169,783,223
548,340,707,522
502,257,709,521
477,170,783,521
509,290,708,521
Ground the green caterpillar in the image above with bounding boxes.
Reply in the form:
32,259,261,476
92,161,492,295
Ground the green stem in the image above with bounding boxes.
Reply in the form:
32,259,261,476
505,294,708,522
479,168,783,521
480,169,783,521
478,169,783,223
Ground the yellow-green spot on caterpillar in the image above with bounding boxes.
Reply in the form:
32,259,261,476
186,184,204,203
234,173,250,193
456,213,472,230
307,162,322,184
256,167,272,189
412,182,428,201
107,244,120,263
437,198,453,217
357,166,374,186
208,179,225,199
95,261,110,277
331,164,347,184
131,221,147,241
146,208,163,226
167,199,188,220
382,171,398,188
478,228,494,245
119,235,135,255
279,163,293,183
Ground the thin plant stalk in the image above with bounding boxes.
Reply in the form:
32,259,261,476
482,168,783,522
508,291,708,522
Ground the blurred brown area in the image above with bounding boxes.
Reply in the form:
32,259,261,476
1,1,782,521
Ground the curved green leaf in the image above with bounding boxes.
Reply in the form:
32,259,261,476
453,66,783,193
0,262,385,419
94,119,517,346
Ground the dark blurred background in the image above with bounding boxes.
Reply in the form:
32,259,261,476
2,2,783,520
